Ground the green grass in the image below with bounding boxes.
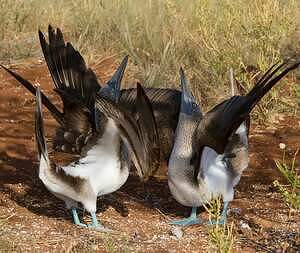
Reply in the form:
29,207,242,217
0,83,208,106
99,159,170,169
208,222,235,253
204,198,235,253
273,149,300,209
0,0,300,112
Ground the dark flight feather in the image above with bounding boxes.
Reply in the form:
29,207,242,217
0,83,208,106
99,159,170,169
195,61,300,155
95,83,160,181
0,64,64,126
39,25,100,131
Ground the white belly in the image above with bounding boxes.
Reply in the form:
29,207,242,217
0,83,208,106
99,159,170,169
61,119,130,196
201,147,234,202
90,153,129,196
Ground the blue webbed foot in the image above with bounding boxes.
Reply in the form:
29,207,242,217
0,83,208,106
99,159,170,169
87,212,112,232
169,217,202,226
170,207,202,227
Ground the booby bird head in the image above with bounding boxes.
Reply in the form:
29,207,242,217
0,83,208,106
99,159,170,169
99,55,129,102
179,67,202,117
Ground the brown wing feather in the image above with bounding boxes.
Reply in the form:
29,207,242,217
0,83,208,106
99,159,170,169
95,84,161,181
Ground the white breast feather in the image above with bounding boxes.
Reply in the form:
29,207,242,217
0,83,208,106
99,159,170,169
201,147,234,202
200,122,249,202
61,119,129,196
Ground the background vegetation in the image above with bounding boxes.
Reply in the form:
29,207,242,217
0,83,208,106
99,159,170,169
1,0,300,113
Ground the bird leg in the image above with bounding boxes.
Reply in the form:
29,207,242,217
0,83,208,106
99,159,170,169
87,212,104,229
207,201,229,225
71,208,87,227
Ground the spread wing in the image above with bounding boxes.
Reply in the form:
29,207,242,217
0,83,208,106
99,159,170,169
2,26,128,154
195,61,300,155
39,25,101,133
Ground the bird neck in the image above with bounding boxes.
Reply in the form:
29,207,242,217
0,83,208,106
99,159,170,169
174,114,198,156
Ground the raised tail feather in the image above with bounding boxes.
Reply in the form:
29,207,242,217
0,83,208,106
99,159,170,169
229,67,250,134
223,61,300,120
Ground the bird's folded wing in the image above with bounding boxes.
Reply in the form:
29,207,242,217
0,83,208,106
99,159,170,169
95,83,160,181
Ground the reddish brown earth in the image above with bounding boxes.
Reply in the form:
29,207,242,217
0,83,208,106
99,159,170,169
0,60,299,252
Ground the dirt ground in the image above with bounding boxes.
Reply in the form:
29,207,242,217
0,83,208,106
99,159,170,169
0,59,299,253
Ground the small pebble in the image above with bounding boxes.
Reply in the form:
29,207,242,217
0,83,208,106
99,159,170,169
274,248,283,253
170,226,183,239
279,143,286,149
239,220,251,230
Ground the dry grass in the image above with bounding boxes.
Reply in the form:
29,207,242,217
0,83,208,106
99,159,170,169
0,214,20,253
0,0,300,113
273,148,300,210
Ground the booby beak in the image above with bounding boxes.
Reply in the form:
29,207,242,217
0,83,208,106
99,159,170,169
179,67,201,116
100,55,129,102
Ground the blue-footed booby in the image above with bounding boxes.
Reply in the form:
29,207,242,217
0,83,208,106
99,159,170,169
168,62,300,226
34,78,160,229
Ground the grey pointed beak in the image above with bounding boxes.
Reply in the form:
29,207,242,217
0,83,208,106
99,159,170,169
179,67,197,115
105,55,129,102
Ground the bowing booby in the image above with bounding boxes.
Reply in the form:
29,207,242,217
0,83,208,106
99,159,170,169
168,62,300,226
34,78,160,229
1,25,181,164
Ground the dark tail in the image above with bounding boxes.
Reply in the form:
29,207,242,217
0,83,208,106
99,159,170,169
0,65,64,126
198,61,299,155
